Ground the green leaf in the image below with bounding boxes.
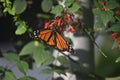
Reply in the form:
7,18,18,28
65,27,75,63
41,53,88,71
64,0,74,7
19,41,54,67
33,47,54,67
106,0,118,9
40,68,53,74
116,57,120,63
93,8,101,15
0,66,5,72
19,41,41,56
68,2,80,13
18,76,37,80
93,8,114,27
94,17,105,31
108,23,120,32
112,41,119,49
115,16,120,21
41,0,53,12
8,6,16,15
4,71,16,80
3,53,20,62
13,0,27,14
15,21,27,35
16,61,29,74
57,56,69,67
50,5,63,15
100,10,114,26
41,54,54,66
54,69,65,75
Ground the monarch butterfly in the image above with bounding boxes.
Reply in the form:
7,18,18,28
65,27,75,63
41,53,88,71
32,29,74,53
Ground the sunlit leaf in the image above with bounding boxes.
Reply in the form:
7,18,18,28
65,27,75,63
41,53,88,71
16,61,29,74
93,8,114,27
13,0,27,14
68,2,80,13
41,0,53,12
94,17,105,31
15,22,27,35
64,0,74,7
8,6,16,15
3,53,20,62
100,10,114,26
50,5,63,15
116,57,120,63
93,8,105,30
4,71,16,80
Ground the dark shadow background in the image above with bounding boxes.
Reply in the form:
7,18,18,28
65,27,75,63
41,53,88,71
0,0,44,42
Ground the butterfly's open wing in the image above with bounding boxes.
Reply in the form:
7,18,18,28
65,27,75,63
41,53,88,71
37,29,55,46
55,32,69,51
33,29,74,53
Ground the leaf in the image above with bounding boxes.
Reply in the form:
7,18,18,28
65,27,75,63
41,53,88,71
106,0,118,9
19,41,54,67
33,48,54,67
18,76,37,80
19,41,40,56
116,57,120,63
41,54,55,66
93,8,101,15
57,56,69,67
16,61,29,74
41,0,53,12
108,23,120,32
15,24,27,35
8,6,16,15
13,0,27,14
94,17,105,31
40,68,53,74
54,69,65,75
100,10,114,26
68,2,80,13
64,0,74,7
93,8,114,27
4,71,16,80
0,66,5,72
115,16,120,21
112,41,119,49
3,53,20,62
50,5,63,15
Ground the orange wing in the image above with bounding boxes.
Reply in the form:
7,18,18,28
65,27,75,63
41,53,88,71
34,29,74,53
37,29,55,46
55,32,69,51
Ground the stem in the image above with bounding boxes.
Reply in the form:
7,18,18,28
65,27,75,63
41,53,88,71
84,28,107,58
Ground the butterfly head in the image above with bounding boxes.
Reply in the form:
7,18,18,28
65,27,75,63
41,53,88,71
29,30,40,39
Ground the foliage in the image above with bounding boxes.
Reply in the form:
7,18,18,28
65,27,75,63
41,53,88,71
0,0,120,80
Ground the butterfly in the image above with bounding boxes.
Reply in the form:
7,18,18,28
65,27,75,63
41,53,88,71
32,29,74,53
